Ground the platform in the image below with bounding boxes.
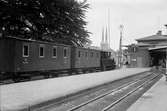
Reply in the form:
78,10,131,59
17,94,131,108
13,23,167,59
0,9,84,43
128,75,167,111
0,68,150,111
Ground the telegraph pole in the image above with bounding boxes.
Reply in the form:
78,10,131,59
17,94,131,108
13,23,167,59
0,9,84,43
164,24,167,81
119,25,124,68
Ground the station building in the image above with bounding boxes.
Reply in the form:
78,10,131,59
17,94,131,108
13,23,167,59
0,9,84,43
125,30,167,70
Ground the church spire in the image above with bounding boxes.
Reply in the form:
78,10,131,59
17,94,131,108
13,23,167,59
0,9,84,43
105,27,108,44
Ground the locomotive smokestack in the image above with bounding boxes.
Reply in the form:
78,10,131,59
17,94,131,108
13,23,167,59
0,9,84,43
156,30,162,35
165,24,167,35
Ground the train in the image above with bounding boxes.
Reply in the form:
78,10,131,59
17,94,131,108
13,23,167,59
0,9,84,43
0,36,116,82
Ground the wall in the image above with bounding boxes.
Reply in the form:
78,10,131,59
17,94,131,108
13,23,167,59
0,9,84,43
128,47,150,68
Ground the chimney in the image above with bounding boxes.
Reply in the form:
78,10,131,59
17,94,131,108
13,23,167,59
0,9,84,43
156,30,162,35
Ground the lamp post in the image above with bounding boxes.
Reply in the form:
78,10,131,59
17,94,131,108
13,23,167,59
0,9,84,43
119,25,124,68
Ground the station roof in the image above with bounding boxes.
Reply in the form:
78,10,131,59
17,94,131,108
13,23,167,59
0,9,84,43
123,43,151,47
149,46,167,51
136,43,151,47
136,34,167,41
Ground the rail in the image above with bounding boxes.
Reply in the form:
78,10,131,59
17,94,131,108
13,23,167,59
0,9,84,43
32,70,161,111
102,73,162,111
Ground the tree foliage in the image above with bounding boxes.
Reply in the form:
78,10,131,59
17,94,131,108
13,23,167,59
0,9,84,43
0,0,91,46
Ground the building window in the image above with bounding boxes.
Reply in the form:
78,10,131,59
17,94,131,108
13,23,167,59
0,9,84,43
64,47,68,58
134,47,136,52
23,44,29,57
132,47,136,52
52,46,57,58
78,51,81,58
39,45,45,58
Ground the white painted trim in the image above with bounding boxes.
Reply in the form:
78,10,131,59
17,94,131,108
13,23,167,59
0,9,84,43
23,44,29,57
64,47,68,58
52,46,57,58
39,44,45,58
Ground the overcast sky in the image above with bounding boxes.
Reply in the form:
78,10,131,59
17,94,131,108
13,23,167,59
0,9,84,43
85,0,167,50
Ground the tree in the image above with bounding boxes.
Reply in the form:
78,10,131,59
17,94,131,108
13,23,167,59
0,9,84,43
0,0,91,46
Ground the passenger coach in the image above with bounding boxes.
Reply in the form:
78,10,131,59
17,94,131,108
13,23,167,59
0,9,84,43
0,37,71,80
71,47,101,72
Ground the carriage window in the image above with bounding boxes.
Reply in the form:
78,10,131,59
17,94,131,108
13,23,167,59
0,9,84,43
78,51,81,58
52,46,57,58
91,52,93,57
108,52,111,57
39,45,45,58
23,44,29,57
96,53,99,58
64,47,68,58
85,52,88,57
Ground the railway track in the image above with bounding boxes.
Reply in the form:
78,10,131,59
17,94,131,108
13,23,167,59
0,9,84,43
30,71,162,111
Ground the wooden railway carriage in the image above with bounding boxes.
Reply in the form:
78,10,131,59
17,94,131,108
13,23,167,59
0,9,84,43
71,47,101,72
0,37,71,80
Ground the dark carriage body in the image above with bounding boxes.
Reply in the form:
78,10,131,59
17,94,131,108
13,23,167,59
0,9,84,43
0,37,71,79
71,47,101,72
0,38,15,74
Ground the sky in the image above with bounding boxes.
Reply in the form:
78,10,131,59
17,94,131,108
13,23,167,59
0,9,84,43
85,0,167,50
